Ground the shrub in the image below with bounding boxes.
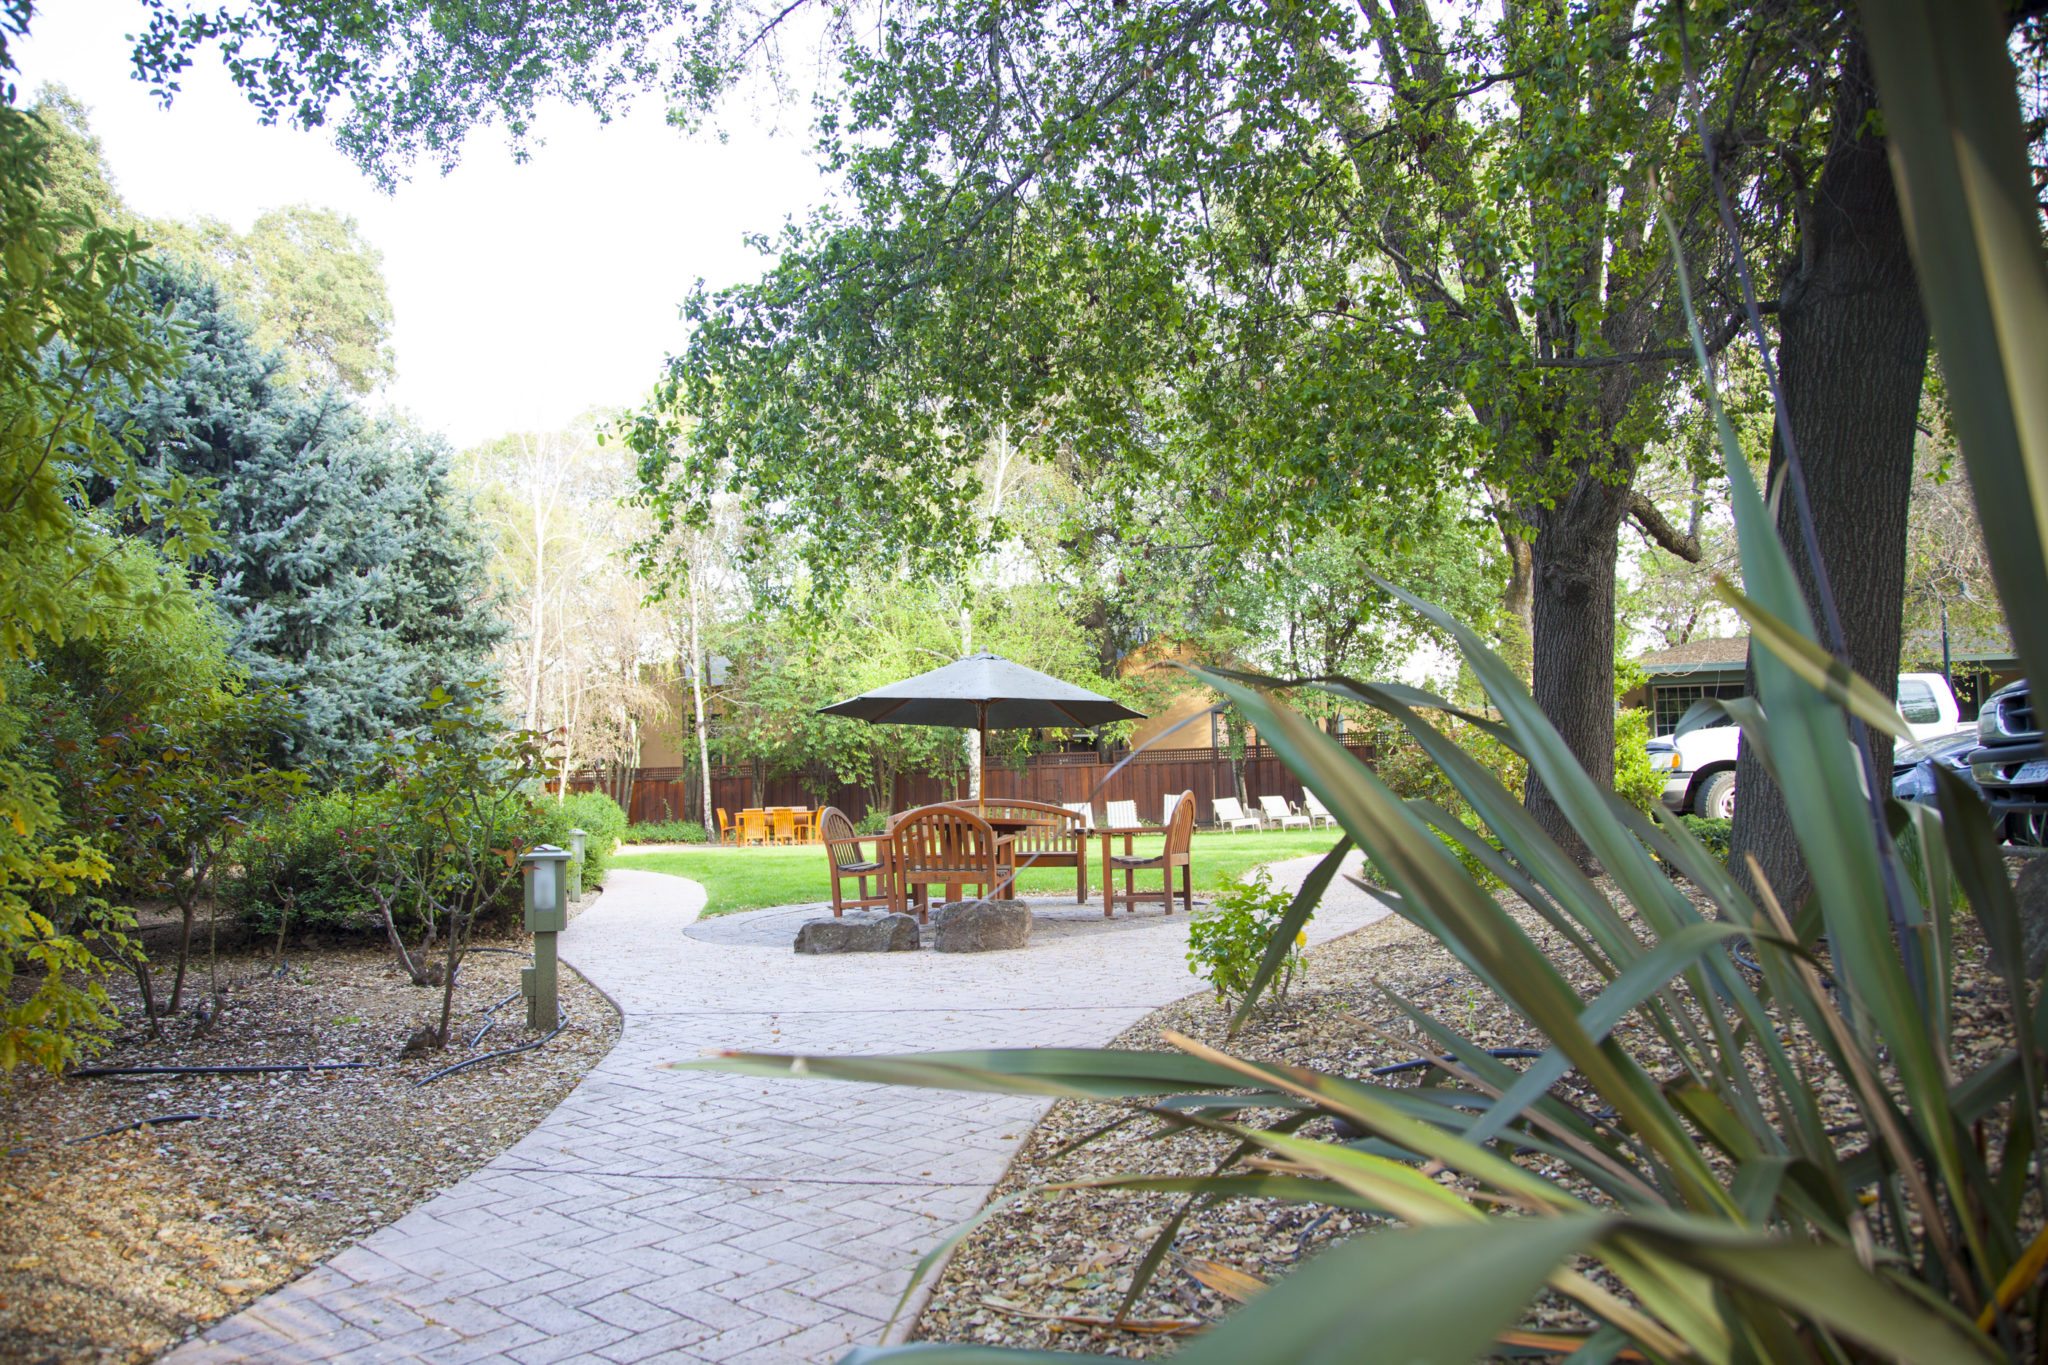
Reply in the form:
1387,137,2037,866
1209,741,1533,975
1680,814,1731,860
623,818,710,844
1611,706,1665,814
1186,869,1306,1008
231,789,385,938
552,790,628,888
854,810,889,835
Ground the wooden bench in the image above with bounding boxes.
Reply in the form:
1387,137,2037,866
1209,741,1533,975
942,800,1090,903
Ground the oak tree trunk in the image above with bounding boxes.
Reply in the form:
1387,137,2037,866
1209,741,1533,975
1523,472,1632,866
1728,36,1929,907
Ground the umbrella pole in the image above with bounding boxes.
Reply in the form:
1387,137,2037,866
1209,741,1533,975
977,702,988,816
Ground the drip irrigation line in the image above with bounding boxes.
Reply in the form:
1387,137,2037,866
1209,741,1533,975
69,1113,211,1144
466,946,535,957
470,989,523,1049
416,1008,571,1087
8,1112,213,1157
69,1062,371,1078
1368,1046,1544,1078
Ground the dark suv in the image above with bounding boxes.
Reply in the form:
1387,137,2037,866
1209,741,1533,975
1970,680,2047,846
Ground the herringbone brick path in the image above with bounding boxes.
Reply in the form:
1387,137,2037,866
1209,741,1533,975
171,858,1385,1363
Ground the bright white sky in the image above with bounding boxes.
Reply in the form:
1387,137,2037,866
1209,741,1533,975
16,0,833,448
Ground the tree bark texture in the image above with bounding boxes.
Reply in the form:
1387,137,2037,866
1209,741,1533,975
1728,36,1929,907
1523,470,1632,863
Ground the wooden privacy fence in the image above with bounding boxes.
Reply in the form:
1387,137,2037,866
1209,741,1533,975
577,742,1376,829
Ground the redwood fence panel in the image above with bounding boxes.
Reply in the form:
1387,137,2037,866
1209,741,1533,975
578,743,1375,831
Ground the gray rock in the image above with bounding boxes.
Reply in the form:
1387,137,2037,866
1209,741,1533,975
794,912,921,954
933,899,1033,953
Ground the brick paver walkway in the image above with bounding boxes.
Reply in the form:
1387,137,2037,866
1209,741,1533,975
172,857,1385,1364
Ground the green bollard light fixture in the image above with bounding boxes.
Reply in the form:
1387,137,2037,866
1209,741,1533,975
520,844,572,1030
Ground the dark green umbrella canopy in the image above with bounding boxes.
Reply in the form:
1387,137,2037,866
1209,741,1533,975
818,651,1143,730
820,652,1144,807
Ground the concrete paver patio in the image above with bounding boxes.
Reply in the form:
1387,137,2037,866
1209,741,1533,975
171,854,1387,1364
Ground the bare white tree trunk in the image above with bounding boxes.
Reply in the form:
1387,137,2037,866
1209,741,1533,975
688,564,714,825
960,600,978,798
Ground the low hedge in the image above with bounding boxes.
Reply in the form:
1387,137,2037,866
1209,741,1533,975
231,786,625,943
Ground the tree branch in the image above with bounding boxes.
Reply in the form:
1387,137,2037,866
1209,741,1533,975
1627,488,1704,563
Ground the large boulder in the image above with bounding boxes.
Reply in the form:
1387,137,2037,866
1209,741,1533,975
933,899,1033,953
794,912,921,954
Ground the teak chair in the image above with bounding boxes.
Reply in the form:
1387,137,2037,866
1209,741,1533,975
716,808,738,845
1302,791,1338,829
1105,788,1195,917
819,807,897,917
1104,799,1139,829
1259,795,1312,830
947,799,1090,902
739,809,769,846
771,808,799,845
888,805,1015,922
1211,797,1262,833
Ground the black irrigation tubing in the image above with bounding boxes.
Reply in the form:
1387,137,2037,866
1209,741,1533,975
1367,1046,1545,1078
7,1112,213,1157
415,1008,571,1088
470,989,524,1049
467,946,535,957
69,1062,372,1078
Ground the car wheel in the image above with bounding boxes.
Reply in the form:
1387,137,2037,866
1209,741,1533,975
2011,809,2048,848
1699,771,1737,821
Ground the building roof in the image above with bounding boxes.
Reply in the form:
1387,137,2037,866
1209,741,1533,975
1636,636,1749,676
1636,627,2015,678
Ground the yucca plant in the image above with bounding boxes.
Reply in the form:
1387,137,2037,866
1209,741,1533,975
681,2,2048,1358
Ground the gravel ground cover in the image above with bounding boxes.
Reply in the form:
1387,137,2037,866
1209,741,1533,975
909,874,2025,1357
0,905,621,1363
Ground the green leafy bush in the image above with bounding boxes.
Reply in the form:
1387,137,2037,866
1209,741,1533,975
1185,869,1306,1007
1681,814,1731,860
854,810,889,835
553,791,627,888
1611,706,1664,814
623,818,710,845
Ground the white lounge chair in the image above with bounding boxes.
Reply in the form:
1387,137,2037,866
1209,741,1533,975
1302,791,1338,829
1211,797,1262,833
1163,792,1186,827
1260,795,1312,830
1061,801,1096,829
1105,799,1140,829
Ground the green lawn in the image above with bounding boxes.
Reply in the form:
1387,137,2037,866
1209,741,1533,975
613,828,1346,917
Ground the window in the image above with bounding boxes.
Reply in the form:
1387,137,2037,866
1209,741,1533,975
1650,682,1748,738
1898,679,1941,725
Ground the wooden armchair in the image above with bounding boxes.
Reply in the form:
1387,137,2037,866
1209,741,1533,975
770,807,799,845
944,799,1090,902
1105,788,1196,917
716,808,738,845
888,805,1015,922
819,807,897,917
739,809,769,846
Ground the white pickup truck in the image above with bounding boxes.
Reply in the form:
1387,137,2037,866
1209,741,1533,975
1648,672,1963,819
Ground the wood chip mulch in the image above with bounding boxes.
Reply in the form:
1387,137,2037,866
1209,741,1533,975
0,899,620,1363
909,872,2028,1357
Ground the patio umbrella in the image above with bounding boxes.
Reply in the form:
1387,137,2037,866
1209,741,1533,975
818,651,1144,810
